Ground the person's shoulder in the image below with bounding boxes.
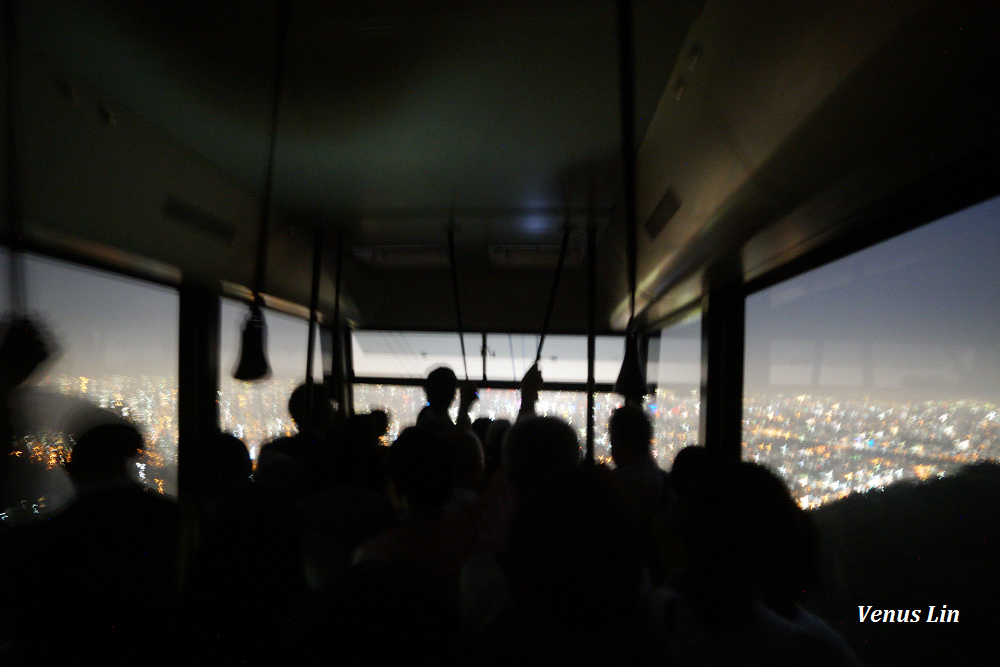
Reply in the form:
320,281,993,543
416,406,453,431
260,434,299,454
789,607,863,666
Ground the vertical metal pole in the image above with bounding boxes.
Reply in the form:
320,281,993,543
178,280,220,491
177,279,220,586
342,320,355,417
698,281,745,462
304,229,323,429
330,230,350,417
586,206,597,462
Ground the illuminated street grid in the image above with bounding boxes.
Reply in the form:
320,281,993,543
5,377,996,518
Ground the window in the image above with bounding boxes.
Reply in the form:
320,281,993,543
352,331,625,383
218,299,322,460
646,317,702,469
352,383,622,459
351,330,628,456
352,331,481,380
485,334,625,383
743,196,1000,507
1,251,179,522
351,329,699,465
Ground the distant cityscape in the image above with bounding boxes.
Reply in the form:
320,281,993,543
2,376,997,521
744,393,999,507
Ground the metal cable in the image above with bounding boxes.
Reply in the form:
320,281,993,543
447,225,469,380
251,0,293,298
534,220,572,364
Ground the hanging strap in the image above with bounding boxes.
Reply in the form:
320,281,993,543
480,332,487,382
616,0,638,328
251,0,293,299
534,219,572,364
447,224,469,381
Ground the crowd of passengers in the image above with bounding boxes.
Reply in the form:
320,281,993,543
0,320,860,665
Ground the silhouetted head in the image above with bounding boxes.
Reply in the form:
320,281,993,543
67,423,143,486
471,417,492,447
387,426,454,514
449,428,485,492
288,382,337,432
505,465,643,661
199,431,252,497
608,404,653,466
503,416,580,495
424,366,458,408
339,413,384,486
670,444,711,505
681,461,801,597
369,409,390,438
482,418,511,482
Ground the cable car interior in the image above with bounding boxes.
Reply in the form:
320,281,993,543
1,0,999,664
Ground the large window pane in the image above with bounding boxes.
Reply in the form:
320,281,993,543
1,252,179,522
352,331,481,379
646,317,702,468
352,328,696,466
353,383,622,458
744,197,1000,507
486,334,624,383
218,299,322,460
352,331,624,384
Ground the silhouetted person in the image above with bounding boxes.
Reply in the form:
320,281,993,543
609,404,666,515
1,422,179,663
460,415,583,642
186,446,308,664
193,431,253,532
648,444,712,582
516,364,542,420
608,404,673,586
338,412,387,489
369,408,390,442
302,561,467,666
257,381,339,498
669,444,711,509
502,415,580,501
0,317,52,508
496,466,644,666
417,366,459,431
645,461,860,666
481,417,511,484
445,427,485,509
471,416,492,449
354,426,478,604
297,413,395,590
462,368,564,558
